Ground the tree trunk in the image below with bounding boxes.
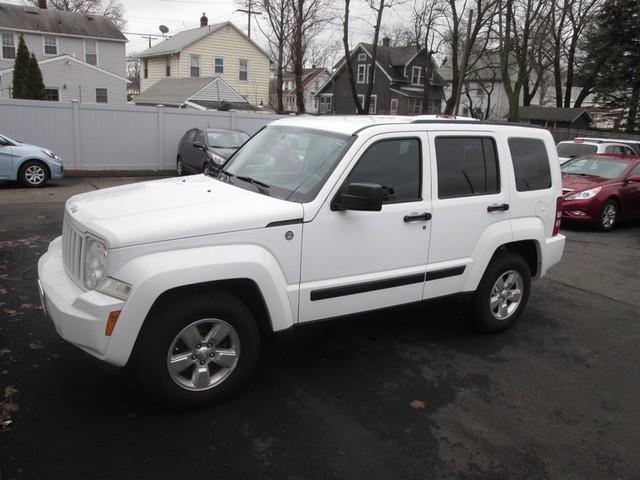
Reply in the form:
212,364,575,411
625,82,640,133
343,0,362,113
422,53,433,114
364,0,385,114
293,0,306,113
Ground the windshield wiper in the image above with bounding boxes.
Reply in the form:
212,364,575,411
235,175,271,194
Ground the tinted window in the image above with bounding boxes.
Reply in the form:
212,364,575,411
561,158,628,180
557,143,597,157
508,138,551,191
435,137,499,198
348,138,421,203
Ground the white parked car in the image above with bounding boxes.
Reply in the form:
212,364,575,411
556,139,636,164
38,116,566,408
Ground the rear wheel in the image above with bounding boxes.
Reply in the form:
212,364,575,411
19,160,48,187
467,252,531,333
136,290,260,409
599,199,618,231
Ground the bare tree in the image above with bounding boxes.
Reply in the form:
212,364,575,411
259,0,294,113
343,0,363,113
29,0,126,29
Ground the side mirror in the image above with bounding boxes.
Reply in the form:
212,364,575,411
626,174,640,183
331,183,385,211
193,141,206,150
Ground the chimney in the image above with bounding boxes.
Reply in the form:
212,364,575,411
382,36,390,47
38,0,47,8
200,13,208,27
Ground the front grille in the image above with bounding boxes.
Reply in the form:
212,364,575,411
62,215,84,287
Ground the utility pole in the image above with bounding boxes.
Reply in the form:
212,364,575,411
236,0,262,38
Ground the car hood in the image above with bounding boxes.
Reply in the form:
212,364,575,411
562,173,612,192
65,175,303,248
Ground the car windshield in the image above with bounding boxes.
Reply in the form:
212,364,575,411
222,126,351,202
561,157,628,179
206,131,249,148
557,143,597,158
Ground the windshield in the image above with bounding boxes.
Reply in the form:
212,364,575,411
557,143,597,158
561,157,628,179
222,126,352,202
206,131,249,148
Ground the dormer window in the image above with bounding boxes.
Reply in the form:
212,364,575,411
44,35,57,55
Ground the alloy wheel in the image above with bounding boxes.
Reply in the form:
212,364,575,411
489,270,524,320
25,164,46,186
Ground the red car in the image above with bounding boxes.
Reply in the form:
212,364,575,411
561,154,640,231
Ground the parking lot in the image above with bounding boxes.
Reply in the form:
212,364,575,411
1,177,639,480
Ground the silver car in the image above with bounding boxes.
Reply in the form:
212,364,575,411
0,133,64,187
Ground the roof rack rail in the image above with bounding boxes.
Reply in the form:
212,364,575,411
409,119,545,129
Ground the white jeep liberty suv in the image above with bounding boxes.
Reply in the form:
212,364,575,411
38,116,566,408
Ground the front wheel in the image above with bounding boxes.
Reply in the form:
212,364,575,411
176,157,184,176
19,160,48,187
599,199,618,232
467,252,531,333
136,290,261,409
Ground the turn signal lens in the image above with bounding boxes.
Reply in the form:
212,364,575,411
105,310,121,336
553,197,563,236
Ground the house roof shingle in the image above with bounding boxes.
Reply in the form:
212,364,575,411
518,106,593,123
134,77,247,106
0,3,126,41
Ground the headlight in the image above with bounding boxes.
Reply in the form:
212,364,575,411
97,277,131,300
207,151,226,165
566,186,601,200
83,236,108,290
41,149,60,161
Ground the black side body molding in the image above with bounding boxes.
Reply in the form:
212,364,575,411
266,219,303,228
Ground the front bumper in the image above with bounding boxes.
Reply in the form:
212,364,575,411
49,161,64,180
561,198,599,224
37,236,124,362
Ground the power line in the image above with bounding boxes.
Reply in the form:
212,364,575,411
236,0,261,38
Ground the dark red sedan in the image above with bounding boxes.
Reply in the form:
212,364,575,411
561,154,640,231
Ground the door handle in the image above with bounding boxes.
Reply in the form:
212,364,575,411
487,203,509,212
403,212,432,222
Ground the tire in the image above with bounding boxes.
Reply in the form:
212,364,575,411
136,290,261,409
176,157,184,176
467,252,531,333
598,199,618,232
19,160,48,187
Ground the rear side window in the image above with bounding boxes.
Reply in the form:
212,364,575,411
556,142,597,157
508,138,551,191
348,138,421,203
435,137,499,198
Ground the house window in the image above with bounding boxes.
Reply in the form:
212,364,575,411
214,57,224,74
239,59,248,81
44,88,59,102
96,88,108,103
190,55,200,77
358,53,367,61
85,39,97,65
143,59,148,79
411,66,423,85
314,97,318,109
357,64,366,84
408,98,423,114
319,95,332,113
44,35,57,55
1,32,16,59
390,98,398,115
356,94,376,114
166,57,171,77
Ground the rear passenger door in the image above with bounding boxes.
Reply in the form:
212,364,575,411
425,132,511,299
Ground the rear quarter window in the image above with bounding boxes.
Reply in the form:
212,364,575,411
508,138,551,191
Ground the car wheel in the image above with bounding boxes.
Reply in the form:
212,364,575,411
19,160,49,187
136,290,261,409
599,199,618,232
467,252,531,333
176,157,184,176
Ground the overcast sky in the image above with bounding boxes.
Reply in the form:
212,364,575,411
7,0,392,59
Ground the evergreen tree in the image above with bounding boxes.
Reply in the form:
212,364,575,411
23,53,46,100
11,35,30,99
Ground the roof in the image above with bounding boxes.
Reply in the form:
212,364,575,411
137,21,269,59
0,3,126,41
282,68,328,95
134,76,247,106
0,54,128,81
519,106,593,123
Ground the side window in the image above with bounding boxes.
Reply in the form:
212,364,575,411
508,138,552,191
194,130,205,144
624,146,635,155
629,163,640,176
435,137,499,198
348,138,421,203
605,145,616,153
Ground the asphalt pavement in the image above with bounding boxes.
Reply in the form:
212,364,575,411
1,177,639,480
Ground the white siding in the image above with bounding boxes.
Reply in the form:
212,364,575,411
0,30,125,76
191,77,246,103
0,57,126,104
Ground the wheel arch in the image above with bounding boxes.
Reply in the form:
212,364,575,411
17,157,51,178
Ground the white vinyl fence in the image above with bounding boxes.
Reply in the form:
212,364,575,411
0,99,284,171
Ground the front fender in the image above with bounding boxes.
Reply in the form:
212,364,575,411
105,244,295,366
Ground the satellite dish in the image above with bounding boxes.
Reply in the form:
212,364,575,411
159,25,169,36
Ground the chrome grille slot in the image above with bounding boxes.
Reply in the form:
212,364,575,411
62,215,84,287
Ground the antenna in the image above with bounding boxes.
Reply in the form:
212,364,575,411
159,25,169,38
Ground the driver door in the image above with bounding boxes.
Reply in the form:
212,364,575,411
298,133,432,323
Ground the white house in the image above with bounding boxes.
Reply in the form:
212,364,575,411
137,15,271,108
273,67,330,114
0,2,128,103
